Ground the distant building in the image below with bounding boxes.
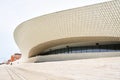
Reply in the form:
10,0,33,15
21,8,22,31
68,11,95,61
0,63,4,65
11,55,14,62
6,60,11,64
5,53,21,65
10,53,21,62
14,53,22,60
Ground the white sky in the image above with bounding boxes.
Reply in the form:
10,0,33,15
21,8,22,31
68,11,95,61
0,0,111,62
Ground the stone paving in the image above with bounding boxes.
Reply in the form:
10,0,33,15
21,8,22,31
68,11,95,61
0,57,120,80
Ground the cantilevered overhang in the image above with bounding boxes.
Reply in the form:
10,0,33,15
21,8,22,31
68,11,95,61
29,37,120,58
14,0,120,61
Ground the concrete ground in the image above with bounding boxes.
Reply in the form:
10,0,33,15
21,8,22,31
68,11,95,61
0,57,120,80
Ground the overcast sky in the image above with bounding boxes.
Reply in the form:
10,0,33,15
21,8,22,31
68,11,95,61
0,0,111,62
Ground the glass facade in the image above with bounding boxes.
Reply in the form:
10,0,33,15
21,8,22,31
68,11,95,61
36,44,120,56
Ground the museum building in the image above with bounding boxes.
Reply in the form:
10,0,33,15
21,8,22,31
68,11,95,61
14,0,120,62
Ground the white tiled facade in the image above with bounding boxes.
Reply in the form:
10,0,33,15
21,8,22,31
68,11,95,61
14,0,120,62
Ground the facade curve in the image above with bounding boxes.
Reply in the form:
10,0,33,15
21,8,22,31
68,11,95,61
14,0,120,62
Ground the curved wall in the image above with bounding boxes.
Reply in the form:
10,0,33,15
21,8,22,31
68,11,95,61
14,0,120,62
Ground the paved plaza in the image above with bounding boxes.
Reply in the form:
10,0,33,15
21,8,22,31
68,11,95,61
0,57,120,80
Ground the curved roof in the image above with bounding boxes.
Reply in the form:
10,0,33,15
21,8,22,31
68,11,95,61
14,0,120,61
